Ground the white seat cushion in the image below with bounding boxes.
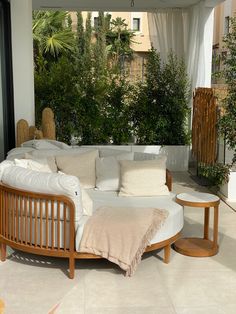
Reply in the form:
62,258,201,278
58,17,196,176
75,190,184,251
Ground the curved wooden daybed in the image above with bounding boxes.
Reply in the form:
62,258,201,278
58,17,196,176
0,170,181,279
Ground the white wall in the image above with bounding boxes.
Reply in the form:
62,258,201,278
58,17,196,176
10,0,35,127
83,145,190,171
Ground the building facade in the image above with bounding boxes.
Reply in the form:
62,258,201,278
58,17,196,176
212,0,236,82
70,11,152,81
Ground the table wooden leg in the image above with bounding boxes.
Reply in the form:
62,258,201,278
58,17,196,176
204,207,210,240
213,205,219,248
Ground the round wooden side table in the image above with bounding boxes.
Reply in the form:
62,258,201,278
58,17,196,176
174,192,220,257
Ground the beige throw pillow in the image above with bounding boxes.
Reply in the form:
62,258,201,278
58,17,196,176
56,150,99,188
119,157,169,197
25,152,57,172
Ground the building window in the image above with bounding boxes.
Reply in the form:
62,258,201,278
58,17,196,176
132,18,140,31
94,17,99,29
224,16,230,35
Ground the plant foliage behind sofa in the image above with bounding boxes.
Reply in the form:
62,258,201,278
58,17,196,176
34,11,190,145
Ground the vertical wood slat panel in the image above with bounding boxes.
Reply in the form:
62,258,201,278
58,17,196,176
0,190,4,236
40,199,43,248
192,88,218,167
5,192,9,239
24,197,28,244
63,203,66,251
3,191,5,237
20,196,23,244
57,201,60,250
16,195,19,242
11,193,15,241
34,199,38,247
46,200,49,249
29,198,33,246
12,194,15,241
9,193,12,240
51,201,54,250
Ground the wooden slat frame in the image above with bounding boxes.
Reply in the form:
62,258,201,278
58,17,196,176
192,88,218,166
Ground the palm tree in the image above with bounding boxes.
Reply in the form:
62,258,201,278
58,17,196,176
33,11,76,61
106,17,135,68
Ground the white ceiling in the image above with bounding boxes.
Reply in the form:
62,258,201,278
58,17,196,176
32,0,224,11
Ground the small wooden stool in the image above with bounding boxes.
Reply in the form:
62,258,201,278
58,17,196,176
174,192,220,257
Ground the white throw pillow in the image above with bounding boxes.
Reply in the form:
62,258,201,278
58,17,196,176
96,152,134,191
2,166,83,221
119,157,169,197
56,150,99,188
14,158,53,173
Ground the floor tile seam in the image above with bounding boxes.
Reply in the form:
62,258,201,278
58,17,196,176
157,268,235,274
84,305,178,311
154,265,180,313
53,276,86,313
176,303,236,308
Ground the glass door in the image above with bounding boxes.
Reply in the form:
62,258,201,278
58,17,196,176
0,0,15,161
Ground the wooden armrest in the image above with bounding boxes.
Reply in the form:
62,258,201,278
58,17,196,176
166,169,172,191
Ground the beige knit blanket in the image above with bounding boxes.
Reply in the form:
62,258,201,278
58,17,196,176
79,206,168,276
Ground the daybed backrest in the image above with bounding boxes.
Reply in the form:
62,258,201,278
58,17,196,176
0,183,75,250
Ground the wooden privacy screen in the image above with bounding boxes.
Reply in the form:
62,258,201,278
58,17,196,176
192,88,218,165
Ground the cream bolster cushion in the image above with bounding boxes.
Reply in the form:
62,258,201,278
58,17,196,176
119,157,170,197
21,139,71,150
96,152,134,191
0,160,15,181
1,166,83,221
56,149,99,188
21,139,62,150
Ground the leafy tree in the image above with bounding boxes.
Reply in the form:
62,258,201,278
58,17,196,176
219,17,236,164
130,48,190,145
106,17,135,72
94,12,108,79
34,56,80,143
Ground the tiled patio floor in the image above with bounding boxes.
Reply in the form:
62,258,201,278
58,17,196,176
0,172,236,314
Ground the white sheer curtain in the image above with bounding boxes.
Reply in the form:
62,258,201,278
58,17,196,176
147,0,214,89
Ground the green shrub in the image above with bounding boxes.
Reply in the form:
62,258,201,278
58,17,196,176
198,163,231,188
130,48,190,145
